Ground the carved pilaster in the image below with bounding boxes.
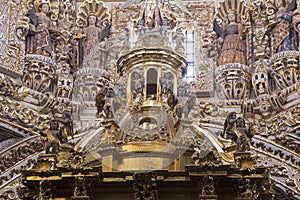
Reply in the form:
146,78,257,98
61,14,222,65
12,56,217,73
72,176,89,200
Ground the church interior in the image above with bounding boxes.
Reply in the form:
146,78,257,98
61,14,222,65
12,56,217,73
0,0,299,199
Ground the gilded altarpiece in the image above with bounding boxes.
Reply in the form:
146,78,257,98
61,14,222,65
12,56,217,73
0,0,298,200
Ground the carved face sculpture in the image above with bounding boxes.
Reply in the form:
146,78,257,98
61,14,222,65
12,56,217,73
50,120,59,130
133,72,139,79
88,15,97,26
106,87,114,98
40,3,50,13
16,28,24,39
228,13,236,23
164,72,171,79
227,112,237,121
178,86,186,97
236,117,245,127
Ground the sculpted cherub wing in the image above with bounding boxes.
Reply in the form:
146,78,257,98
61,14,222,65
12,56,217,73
213,19,223,38
27,9,38,27
100,23,112,41
286,0,296,13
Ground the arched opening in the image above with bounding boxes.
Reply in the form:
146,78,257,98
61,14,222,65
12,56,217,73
146,68,158,100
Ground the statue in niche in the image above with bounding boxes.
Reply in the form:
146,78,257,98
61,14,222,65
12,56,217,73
39,180,52,200
121,28,130,53
25,1,53,56
95,90,105,117
103,87,115,119
173,28,185,54
131,72,144,100
99,37,110,68
160,72,173,94
61,111,74,139
271,0,298,53
136,19,145,37
239,179,254,198
161,18,170,37
74,177,87,197
217,10,246,65
222,111,238,140
167,90,178,110
95,87,115,118
77,15,111,68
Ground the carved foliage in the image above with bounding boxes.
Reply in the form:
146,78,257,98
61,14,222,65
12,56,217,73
271,52,300,90
215,64,251,100
0,138,43,185
23,57,56,93
133,173,158,200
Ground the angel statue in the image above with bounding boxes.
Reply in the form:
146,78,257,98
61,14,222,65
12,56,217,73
222,112,253,152
74,0,111,69
25,0,54,57
75,15,111,69
235,117,253,152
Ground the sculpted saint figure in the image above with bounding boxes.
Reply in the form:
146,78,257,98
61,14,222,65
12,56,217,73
81,15,102,68
26,1,53,56
217,11,246,65
77,15,111,69
272,0,298,53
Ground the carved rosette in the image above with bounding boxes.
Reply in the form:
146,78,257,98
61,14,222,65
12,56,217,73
270,51,300,90
215,64,251,100
23,55,56,93
76,0,110,28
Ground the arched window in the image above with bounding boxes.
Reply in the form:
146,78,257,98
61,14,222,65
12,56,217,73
146,68,158,100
